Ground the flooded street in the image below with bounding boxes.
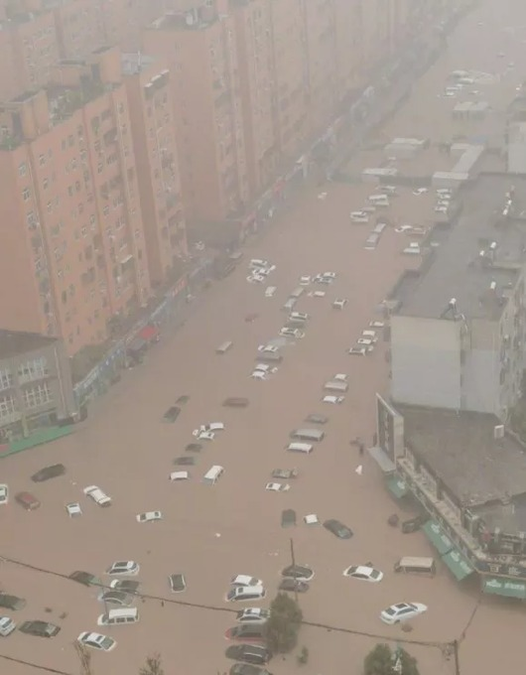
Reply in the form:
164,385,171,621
3,1,526,673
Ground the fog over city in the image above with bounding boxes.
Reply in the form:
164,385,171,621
1,0,526,674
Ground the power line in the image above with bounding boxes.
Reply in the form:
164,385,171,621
0,653,74,675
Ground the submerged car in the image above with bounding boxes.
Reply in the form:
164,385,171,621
31,464,66,482
323,519,353,539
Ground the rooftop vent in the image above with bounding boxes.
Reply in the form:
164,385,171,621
494,424,505,440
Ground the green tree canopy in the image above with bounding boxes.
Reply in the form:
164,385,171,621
364,643,420,675
264,592,303,653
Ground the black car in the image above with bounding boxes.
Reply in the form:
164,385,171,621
110,580,140,594
163,406,181,423
68,571,100,587
278,578,309,593
176,395,190,405
304,413,328,425
168,574,186,593
19,621,61,638
31,463,66,482
0,594,26,611
281,565,314,581
230,665,271,675
97,590,134,607
173,456,195,466
223,397,250,408
225,645,272,666
185,443,202,453
323,519,353,539
281,509,296,528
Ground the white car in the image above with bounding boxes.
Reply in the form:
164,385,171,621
136,511,163,523
195,422,225,433
192,430,215,441
343,565,384,582
77,632,116,652
265,286,276,298
357,338,376,346
369,321,385,328
251,370,267,380
106,561,140,576
395,225,414,233
0,484,8,505
0,616,16,636
322,395,345,404
350,211,369,223
254,363,271,373
333,299,347,310
412,187,428,195
280,327,304,339
247,274,265,284
380,602,427,625
83,485,112,507
314,276,334,285
258,345,279,353
169,471,190,481
299,276,312,286
311,290,326,298
231,575,263,587
403,244,421,255
236,608,270,624
348,347,368,356
66,502,82,517
333,373,348,382
434,205,448,213
289,312,309,322
265,482,291,492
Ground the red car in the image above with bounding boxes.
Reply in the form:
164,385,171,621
15,492,40,510
225,625,266,643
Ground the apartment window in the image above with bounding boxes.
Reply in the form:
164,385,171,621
43,178,49,190
0,368,13,391
38,154,45,166
75,180,81,192
97,162,103,173
72,158,77,170
68,134,74,147
23,382,52,409
22,187,30,201
0,394,16,420
90,214,96,226
46,201,52,212
27,212,36,229
19,162,27,177
103,205,109,216
118,103,124,114
18,357,48,384
81,225,88,237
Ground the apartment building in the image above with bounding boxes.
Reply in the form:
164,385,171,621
334,1,364,99
51,0,101,60
122,53,187,287
389,175,526,421
144,3,249,224
0,46,151,356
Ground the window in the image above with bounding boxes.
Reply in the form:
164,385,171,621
39,154,45,166
22,187,30,201
19,162,27,176
68,134,74,147
0,394,16,420
43,178,49,190
23,382,52,409
0,368,13,391
27,212,36,229
18,357,48,384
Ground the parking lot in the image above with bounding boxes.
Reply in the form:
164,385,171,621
3,2,526,674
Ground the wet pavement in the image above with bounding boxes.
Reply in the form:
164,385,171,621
3,1,526,673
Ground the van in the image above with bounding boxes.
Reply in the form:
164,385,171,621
257,352,283,364
364,233,380,250
226,585,266,602
216,340,233,354
286,442,313,454
290,287,305,299
393,556,436,576
203,465,224,485
282,297,297,312
98,608,139,627
324,380,349,393
368,194,390,206
290,428,325,442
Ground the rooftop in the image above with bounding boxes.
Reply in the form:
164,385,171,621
394,173,526,320
0,330,58,361
121,53,156,76
399,404,526,507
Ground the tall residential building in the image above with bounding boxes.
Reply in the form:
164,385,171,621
230,0,279,196
144,3,249,224
52,0,100,60
0,46,151,356
389,175,526,421
122,53,187,287
334,0,364,100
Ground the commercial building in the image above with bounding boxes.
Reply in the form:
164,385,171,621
389,174,526,421
374,395,526,598
0,329,76,441
122,53,187,287
0,46,152,356
144,3,249,225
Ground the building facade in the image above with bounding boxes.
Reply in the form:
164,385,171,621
0,329,76,441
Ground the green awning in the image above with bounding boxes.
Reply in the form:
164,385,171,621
422,520,454,555
387,475,408,499
441,548,474,581
483,577,526,599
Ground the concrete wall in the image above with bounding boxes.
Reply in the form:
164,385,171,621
391,315,462,409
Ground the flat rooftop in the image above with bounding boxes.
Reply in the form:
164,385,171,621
395,173,526,320
399,405,526,507
0,330,57,361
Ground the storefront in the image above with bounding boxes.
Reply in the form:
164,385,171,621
423,520,475,581
441,548,474,581
387,475,409,499
482,577,526,599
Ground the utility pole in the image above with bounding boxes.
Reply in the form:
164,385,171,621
289,537,298,605
452,640,461,675
74,641,92,675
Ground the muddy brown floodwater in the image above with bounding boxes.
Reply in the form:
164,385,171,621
3,1,526,673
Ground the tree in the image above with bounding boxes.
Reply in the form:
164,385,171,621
364,644,420,675
264,592,303,653
139,653,164,675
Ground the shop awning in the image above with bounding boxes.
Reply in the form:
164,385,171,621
368,446,396,473
441,548,474,581
387,475,409,499
483,577,526,599
422,519,454,555
138,324,159,342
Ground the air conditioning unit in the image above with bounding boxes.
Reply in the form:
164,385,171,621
494,425,505,440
